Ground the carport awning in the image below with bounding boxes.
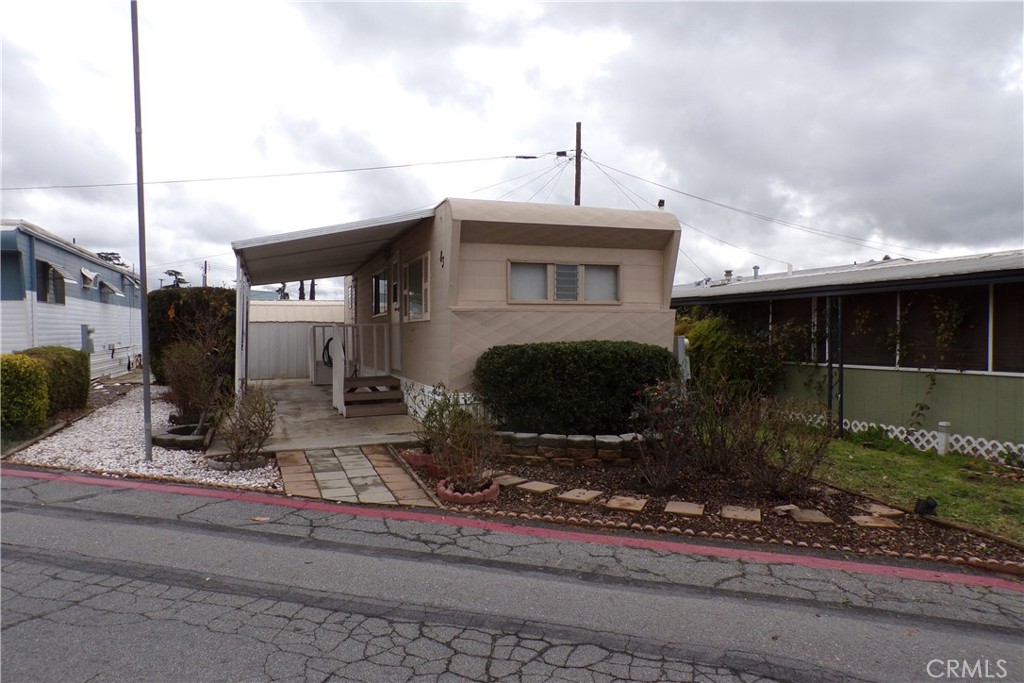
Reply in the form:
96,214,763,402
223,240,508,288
232,206,436,286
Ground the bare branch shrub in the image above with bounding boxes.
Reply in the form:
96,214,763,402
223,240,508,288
217,386,276,460
726,397,833,497
631,380,693,492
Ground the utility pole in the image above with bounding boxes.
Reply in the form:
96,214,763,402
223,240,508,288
574,121,582,206
202,260,208,287
131,0,153,462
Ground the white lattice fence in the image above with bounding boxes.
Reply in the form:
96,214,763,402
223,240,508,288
845,420,1023,466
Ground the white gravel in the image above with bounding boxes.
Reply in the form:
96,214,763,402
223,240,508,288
7,386,283,492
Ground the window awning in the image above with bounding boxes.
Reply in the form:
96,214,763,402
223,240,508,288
81,267,100,286
48,262,77,284
100,280,125,297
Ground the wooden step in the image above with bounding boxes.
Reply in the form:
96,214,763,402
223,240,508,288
345,375,401,389
344,402,408,418
344,389,404,403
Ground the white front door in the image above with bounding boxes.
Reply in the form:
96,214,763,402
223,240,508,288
389,252,401,371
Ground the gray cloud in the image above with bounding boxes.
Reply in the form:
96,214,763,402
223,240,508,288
539,2,1022,269
4,2,1020,290
1,42,132,201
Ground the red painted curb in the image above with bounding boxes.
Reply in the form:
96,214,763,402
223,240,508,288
4,465,1022,593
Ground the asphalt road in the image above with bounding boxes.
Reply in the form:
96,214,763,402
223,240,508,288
2,470,1022,683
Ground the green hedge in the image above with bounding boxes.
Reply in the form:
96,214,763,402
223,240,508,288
148,287,236,384
17,346,90,415
1,353,49,437
473,340,680,434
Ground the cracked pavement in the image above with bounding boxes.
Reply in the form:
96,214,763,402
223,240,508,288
2,469,1022,683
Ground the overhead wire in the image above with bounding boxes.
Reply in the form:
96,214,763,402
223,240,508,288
679,219,790,266
529,159,572,202
541,161,571,203
586,157,644,210
1,152,564,192
497,161,565,201
586,156,937,257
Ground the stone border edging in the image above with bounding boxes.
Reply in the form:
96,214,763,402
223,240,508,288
495,431,644,468
821,480,1024,553
436,503,1024,578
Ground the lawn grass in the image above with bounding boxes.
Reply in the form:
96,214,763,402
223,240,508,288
819,439,1024,545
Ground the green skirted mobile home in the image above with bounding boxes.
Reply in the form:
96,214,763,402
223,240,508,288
671,251,1023,461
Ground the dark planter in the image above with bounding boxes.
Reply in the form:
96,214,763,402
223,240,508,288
153,424,208,450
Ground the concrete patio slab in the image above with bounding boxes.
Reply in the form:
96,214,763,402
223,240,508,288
208,379,418,454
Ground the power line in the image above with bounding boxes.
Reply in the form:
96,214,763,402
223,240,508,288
677,245,710,280
1,152,562,192
498,162,566,201
679,219,791,266
587,156,937,257
529,160,572,202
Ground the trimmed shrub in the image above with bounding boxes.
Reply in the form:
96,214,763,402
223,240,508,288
17,346,89,415
148,287,235,384
163,341,222,424
474,340,680,434
1,353,49,437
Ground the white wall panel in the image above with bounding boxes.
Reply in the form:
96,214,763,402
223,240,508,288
248,322,320,379
0,299,30,353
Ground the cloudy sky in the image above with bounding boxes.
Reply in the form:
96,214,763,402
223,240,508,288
3,1,1021,298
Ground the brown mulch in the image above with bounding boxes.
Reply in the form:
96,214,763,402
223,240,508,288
413,457,1024,572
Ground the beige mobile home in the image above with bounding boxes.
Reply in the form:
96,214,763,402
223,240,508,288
233,198,680,416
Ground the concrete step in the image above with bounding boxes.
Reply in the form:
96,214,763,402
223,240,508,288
344,402,408,418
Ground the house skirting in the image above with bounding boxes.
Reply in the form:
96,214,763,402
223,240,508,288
779,365,1023,450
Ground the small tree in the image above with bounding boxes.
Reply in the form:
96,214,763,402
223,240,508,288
164,269,189,288
97,252,127,267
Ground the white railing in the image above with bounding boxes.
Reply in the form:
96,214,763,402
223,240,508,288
328,323,390,417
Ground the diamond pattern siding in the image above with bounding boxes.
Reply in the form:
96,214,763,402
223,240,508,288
449,309,674,390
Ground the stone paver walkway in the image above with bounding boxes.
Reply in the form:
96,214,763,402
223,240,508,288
277,446,435,508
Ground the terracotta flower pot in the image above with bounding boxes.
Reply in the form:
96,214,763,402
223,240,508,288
436,477,500,505
399,448,434,469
